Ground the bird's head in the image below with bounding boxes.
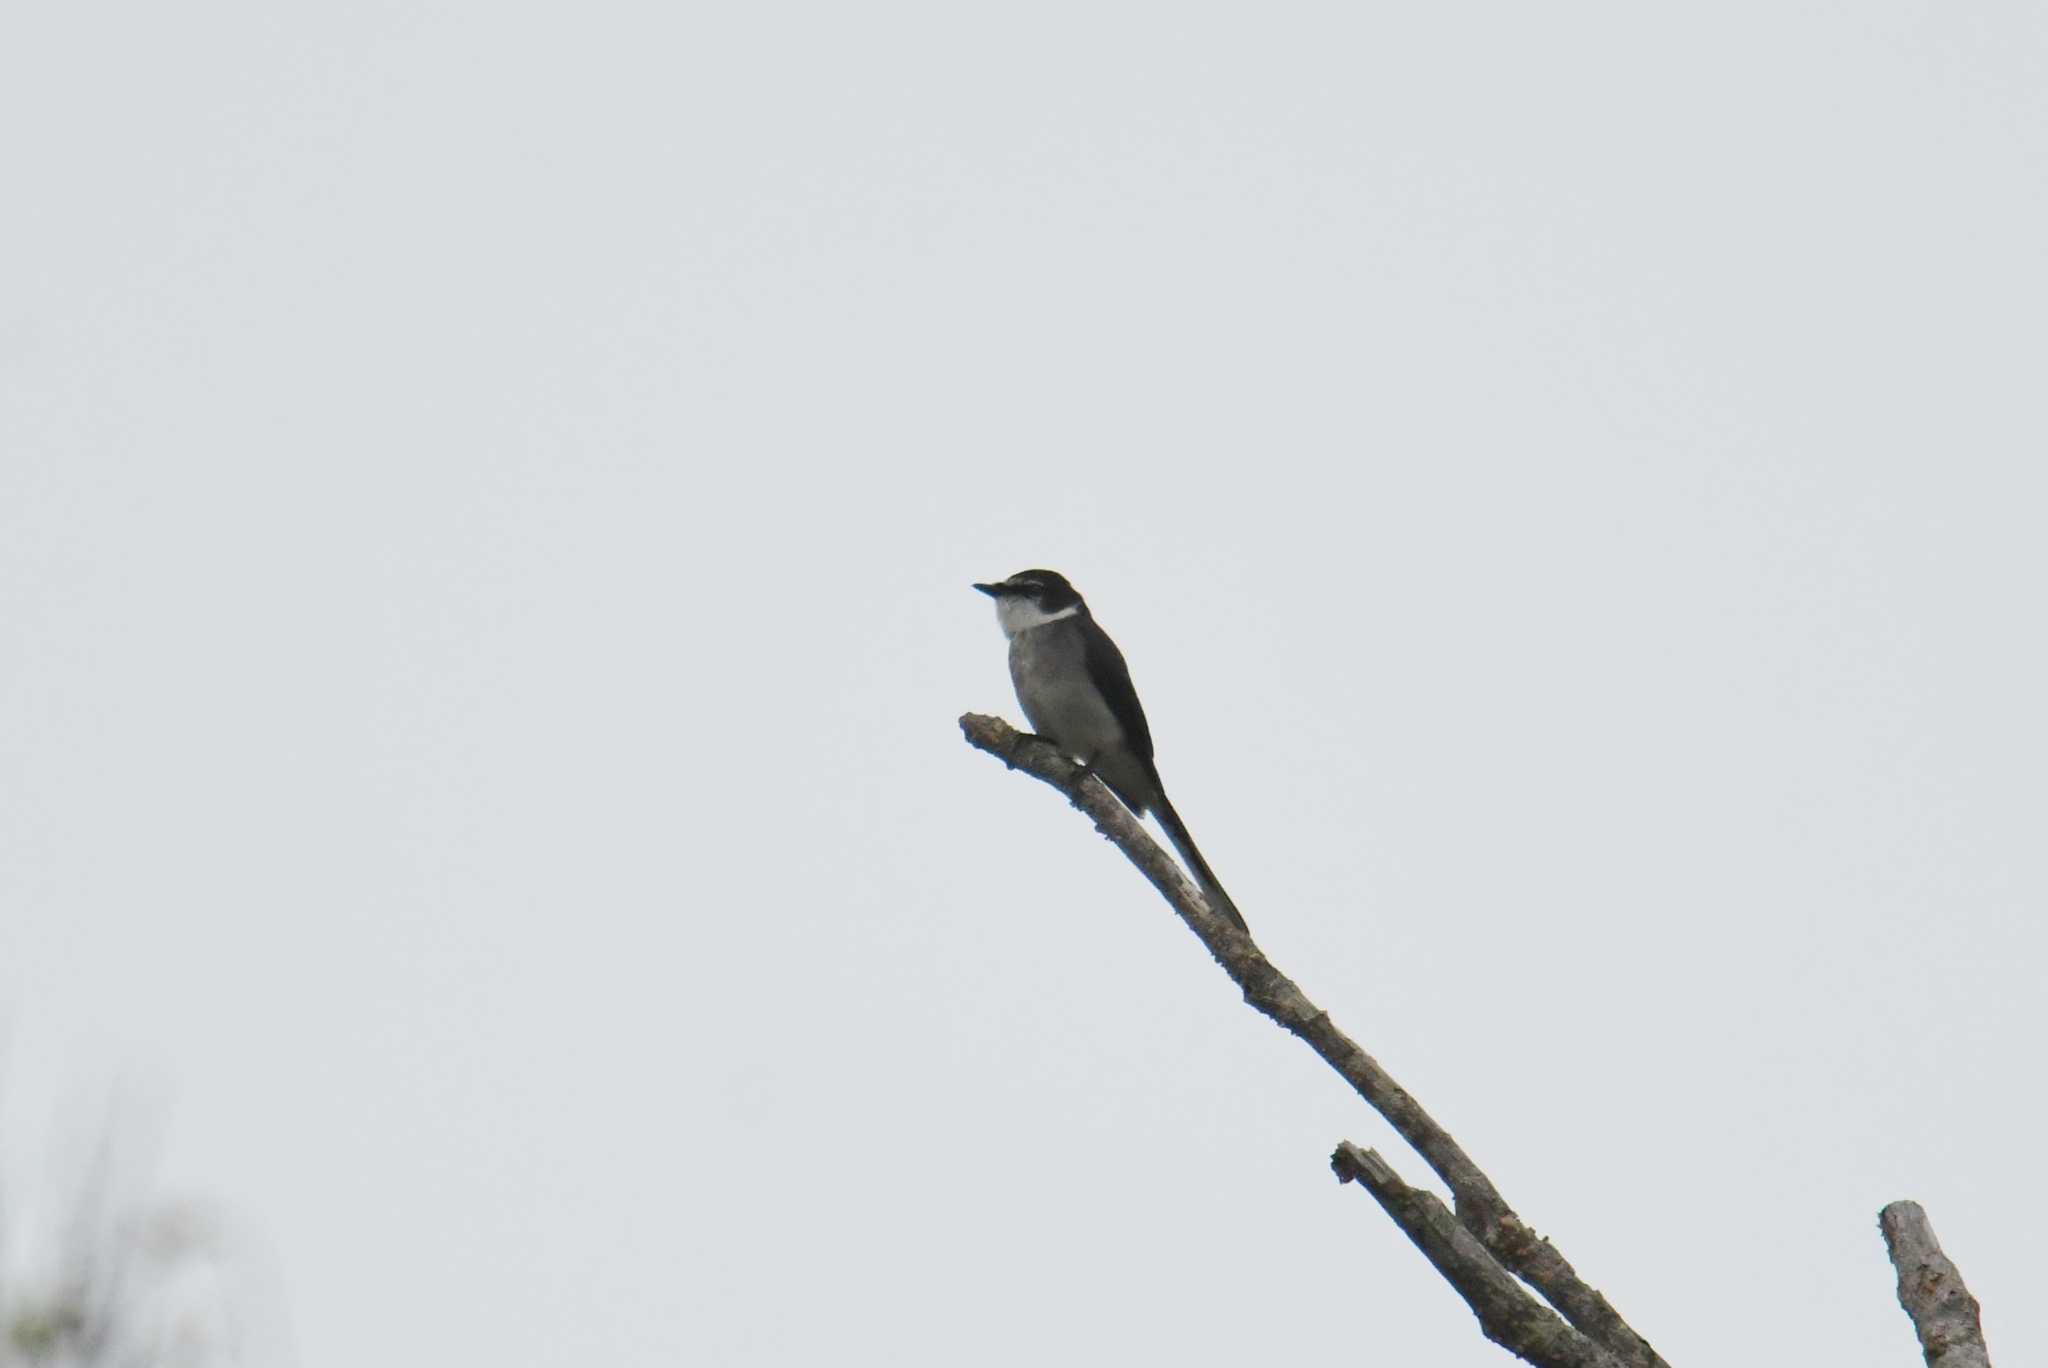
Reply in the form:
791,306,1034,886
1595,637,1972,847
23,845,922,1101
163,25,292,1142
973,569,1085,637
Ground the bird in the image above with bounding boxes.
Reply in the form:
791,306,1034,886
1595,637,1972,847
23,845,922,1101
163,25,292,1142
973,569,1247,931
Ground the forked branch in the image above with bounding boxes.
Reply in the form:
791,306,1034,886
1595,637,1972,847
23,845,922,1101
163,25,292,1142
1331,1143,1628,1368
961,713,1665,1368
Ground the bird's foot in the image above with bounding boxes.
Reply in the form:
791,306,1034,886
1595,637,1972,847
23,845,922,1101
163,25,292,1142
1004,730,1051,770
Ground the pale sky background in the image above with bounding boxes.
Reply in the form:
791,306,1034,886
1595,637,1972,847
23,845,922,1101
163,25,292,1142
3,3,2043,1365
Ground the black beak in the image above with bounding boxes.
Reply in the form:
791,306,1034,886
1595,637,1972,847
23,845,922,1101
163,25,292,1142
972,582,1003,597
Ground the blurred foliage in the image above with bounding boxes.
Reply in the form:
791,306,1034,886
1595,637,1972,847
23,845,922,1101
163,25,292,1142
1,1106,242,1368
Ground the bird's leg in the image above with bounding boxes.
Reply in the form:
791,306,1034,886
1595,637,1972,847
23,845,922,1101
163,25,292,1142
1014,730,1088,777
1013,730,1104,796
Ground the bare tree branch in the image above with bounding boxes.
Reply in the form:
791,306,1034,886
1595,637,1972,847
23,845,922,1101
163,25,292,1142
961,713,1665,1368
1332,1143,1628,1368
1879,1201,1993,1368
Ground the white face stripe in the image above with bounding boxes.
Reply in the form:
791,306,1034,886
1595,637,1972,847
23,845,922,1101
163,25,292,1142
994,597,1081,638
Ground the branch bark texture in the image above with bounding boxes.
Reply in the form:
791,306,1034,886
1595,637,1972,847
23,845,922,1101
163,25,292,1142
1879,1201,1992,1368
961,713,1666,1368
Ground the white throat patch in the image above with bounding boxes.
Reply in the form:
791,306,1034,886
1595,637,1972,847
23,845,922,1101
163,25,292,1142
994,597,1081,639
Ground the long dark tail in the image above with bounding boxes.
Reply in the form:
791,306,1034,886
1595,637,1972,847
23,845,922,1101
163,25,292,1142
1151,792,1248,931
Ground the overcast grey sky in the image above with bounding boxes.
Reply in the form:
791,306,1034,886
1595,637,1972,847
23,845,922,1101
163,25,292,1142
4,3,2043,1365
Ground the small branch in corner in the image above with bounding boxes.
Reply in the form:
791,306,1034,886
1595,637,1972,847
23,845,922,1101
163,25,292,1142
1879,1201,1993,1368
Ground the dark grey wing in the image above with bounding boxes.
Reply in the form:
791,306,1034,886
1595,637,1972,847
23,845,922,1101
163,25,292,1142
1081,614,1155,765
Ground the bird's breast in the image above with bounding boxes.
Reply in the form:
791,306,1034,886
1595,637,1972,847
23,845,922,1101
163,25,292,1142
1009,625,1125,758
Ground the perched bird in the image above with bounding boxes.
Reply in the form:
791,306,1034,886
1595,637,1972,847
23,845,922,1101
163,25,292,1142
973,569,1247,931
